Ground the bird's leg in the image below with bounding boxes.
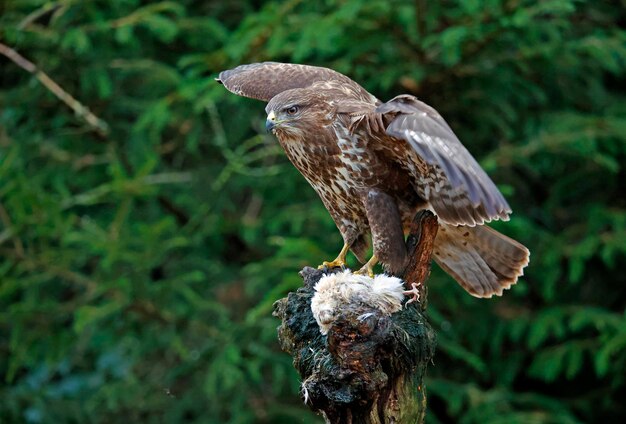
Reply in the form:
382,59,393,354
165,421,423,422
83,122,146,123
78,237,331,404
355,255,378,278
318,243,350,270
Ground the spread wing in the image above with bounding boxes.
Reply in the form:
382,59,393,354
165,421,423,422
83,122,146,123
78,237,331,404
217,62,377,103
377,95,511,226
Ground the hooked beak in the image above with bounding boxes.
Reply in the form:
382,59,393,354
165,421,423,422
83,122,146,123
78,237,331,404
266,110,277,133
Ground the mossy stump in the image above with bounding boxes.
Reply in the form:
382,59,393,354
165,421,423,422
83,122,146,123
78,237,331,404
273,211,438,423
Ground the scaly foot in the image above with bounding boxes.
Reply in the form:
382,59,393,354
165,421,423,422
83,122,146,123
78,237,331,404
354,255,378,278
318,258,346,269
318,243,350,271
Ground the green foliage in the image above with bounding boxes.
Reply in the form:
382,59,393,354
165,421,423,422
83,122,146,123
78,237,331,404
1,0,625,422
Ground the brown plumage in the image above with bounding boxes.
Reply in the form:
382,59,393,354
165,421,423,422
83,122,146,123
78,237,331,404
217,62,529,298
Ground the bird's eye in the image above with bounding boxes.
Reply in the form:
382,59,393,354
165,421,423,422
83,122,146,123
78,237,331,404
286,106,299,115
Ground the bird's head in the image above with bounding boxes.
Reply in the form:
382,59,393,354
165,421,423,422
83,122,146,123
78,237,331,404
265,88,333,139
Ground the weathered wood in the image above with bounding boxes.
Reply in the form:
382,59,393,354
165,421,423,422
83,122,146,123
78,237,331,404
273,211,438,424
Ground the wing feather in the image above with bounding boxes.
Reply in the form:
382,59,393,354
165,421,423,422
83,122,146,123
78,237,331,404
378,95,511,226
217,62,376,103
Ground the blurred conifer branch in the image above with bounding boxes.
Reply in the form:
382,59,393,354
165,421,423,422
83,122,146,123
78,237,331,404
0,0,624,421
0,42,109,135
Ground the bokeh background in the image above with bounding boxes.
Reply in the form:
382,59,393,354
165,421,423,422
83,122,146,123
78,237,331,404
1,0,625,422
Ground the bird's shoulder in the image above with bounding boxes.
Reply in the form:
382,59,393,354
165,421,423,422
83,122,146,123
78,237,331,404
309,79,379,106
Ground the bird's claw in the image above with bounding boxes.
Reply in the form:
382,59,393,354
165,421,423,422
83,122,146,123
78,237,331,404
354,266,375,279
403,283,421,306
354,254,377,278
318,244,350,272
317,259,346,271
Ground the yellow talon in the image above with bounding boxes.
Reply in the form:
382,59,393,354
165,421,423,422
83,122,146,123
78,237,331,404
355,255,378,278
318,243,350,270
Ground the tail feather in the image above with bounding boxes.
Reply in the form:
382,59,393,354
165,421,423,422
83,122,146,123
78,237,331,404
432,223,529,298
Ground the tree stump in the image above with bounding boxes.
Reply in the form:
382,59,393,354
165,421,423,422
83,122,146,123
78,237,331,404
273,211,439,423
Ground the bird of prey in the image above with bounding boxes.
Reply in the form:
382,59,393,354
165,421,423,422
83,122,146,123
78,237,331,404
217,62,529,298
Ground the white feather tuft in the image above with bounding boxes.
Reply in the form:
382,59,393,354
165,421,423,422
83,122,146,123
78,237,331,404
311,271,405,335
372,274,406,308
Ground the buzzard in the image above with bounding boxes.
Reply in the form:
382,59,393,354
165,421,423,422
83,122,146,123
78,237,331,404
217,62,529,298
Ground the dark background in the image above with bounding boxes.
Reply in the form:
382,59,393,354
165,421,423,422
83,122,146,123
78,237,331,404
1,0,625,422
